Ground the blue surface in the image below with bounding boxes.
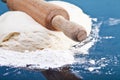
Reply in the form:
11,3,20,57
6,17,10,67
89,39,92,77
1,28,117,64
0,1,8,14
0,0,120,80
0,66,47,80
67,0,120,80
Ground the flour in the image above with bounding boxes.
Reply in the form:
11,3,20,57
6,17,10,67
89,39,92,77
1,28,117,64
0,1,92,69
0,11,76,52
0,48,74,69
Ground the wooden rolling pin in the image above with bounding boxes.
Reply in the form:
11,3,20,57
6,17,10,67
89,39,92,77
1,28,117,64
3,0,87,42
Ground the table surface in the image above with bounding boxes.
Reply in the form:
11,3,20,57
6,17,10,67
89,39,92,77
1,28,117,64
0,0,120,80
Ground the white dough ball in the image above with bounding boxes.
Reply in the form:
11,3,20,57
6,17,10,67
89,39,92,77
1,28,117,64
0,1,92,52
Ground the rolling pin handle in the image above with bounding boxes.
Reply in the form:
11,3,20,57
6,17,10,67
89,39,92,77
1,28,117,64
52,15,87,42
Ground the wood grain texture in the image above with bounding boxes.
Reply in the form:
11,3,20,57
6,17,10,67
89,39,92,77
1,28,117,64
6,0,69,30
52,15,87,41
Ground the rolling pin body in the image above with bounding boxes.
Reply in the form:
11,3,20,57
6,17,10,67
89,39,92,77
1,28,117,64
5,0,87,41
6,0,69,31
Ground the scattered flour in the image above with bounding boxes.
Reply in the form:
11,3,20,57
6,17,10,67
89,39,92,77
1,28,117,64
88,67,101,72
0,48,74,69
0,1,92,69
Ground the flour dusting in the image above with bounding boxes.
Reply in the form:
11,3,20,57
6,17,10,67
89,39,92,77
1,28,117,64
0,1,93,69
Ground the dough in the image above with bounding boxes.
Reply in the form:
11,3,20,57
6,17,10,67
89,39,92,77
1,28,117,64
0,1,92,52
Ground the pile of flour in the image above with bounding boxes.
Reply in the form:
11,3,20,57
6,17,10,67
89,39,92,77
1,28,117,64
0,1,92,69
